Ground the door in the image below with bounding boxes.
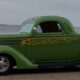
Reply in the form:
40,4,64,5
27,21,79,62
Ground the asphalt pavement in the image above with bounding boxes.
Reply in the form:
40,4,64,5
0,67,80,80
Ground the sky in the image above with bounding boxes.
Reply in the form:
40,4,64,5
0,0,80,27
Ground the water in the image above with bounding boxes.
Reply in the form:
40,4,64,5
0,24,19,33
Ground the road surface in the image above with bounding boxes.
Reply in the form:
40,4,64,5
0,67,80,80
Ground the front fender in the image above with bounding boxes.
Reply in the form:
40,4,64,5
0,45,38,69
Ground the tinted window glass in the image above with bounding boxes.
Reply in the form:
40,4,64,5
36,21,62,33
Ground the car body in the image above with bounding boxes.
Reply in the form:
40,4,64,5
0,16,80,74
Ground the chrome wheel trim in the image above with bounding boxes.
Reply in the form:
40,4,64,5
0,56,10,72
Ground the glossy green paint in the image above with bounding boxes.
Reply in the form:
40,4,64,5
0,16,79,69
0,45,37,69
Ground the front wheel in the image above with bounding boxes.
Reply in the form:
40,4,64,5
0,55,13,75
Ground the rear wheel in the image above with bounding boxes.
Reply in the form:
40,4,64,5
0,55,13,75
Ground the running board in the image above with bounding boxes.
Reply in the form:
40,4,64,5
36,61,80,69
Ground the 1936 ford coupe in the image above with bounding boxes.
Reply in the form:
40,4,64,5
0,16,80,74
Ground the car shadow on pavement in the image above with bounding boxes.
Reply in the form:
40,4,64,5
11,67,80,75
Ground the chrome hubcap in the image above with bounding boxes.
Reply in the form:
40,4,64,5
0,56,9,72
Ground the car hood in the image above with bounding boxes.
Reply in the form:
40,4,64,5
0,33,30,39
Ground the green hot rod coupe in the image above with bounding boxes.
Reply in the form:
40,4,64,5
0,16,80,74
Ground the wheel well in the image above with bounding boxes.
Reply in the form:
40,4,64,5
0,53,16,66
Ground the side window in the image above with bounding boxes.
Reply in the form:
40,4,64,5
36,25,43,33
35,21,62,33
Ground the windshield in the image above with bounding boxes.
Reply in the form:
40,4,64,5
19,23,34,33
